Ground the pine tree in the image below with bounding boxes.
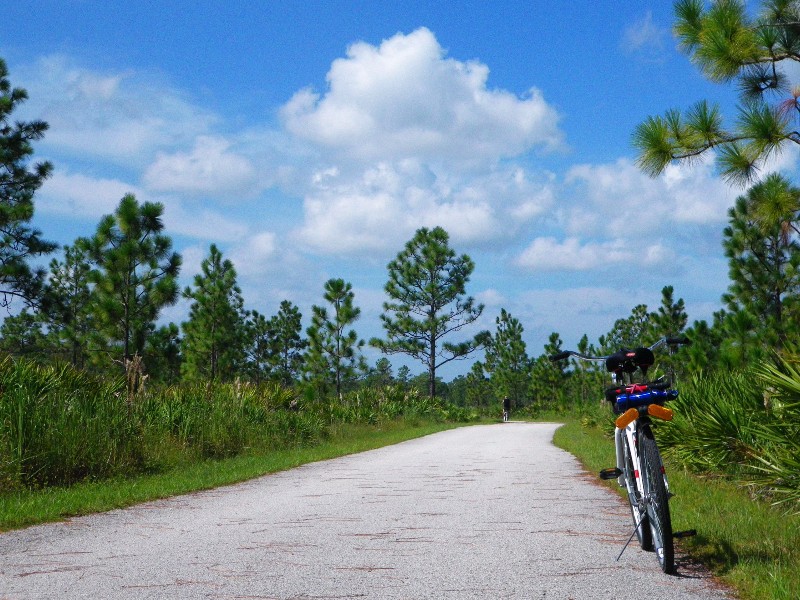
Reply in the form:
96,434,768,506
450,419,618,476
635,0,800,184
243,310,273,384
362,357,395,388
718,308,763,369
371,227,488,399
373,357,393,386
88,194,181,364
651,286,688,339
181,244,246,381
0,58,57,307
723,174,800,351
570,333,606,404
683,317,724,373
464,361,494,410
305,278,364,398
529,332,567,408
484,309,530,407
268,300,306,386
146,323,182,384
603,304,652,351
45,241,95,368
649,286,689,380
0,309,49,360
397,365,412,388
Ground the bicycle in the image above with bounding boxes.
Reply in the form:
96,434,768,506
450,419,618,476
549,336,694,574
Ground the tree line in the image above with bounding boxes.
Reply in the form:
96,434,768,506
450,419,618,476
4,0,800,410
0,56,492,399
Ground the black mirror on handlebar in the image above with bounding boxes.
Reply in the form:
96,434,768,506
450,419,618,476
549,351,571,362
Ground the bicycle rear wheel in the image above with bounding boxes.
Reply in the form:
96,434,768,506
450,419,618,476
622,431,652,551
639,425,674,574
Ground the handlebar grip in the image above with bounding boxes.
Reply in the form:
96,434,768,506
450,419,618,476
666,337,691,346
549,351,571,362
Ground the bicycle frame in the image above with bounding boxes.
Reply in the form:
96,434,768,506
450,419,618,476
615,423,636,488
615,415,671,506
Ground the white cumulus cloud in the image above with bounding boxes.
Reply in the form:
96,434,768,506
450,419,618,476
18,55,217,166
292,160,554,255
281,28,566,257
228,232,279,277
160,200,249,243
516,237,622,271
38,169,251,244
564,156,737,236
515,237,674,272
143,136,259,198
38,170,135,220
621,11,667,61
280,27,564,165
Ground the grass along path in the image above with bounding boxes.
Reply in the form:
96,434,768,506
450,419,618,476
0,420,462,532
553,419,800,600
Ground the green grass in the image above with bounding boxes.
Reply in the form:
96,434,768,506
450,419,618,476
2,357,467,492
553,419,800,600
0,419,459,532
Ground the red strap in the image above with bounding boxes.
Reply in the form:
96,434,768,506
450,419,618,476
625,384,649,394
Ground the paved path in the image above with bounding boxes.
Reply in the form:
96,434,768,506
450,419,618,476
1,423,732,599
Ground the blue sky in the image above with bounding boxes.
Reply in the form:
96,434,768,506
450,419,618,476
2,1,789,377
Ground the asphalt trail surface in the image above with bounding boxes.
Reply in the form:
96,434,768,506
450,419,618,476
1,423,732,599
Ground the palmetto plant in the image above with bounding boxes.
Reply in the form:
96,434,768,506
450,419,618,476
659,370,766,473
753,354,800,510
659,355,800,513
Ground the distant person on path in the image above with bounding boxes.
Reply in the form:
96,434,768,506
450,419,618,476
502,396,510,422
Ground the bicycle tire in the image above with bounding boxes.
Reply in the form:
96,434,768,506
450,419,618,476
622,431,653,551
639,424,675,574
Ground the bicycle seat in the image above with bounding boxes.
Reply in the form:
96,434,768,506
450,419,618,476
605,347,654,374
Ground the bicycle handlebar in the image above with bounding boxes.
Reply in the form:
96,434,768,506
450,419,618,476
548,336,691,363
548,350,605,362
650,336,692,350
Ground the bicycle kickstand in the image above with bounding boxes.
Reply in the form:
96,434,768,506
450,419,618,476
616,514,647,562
